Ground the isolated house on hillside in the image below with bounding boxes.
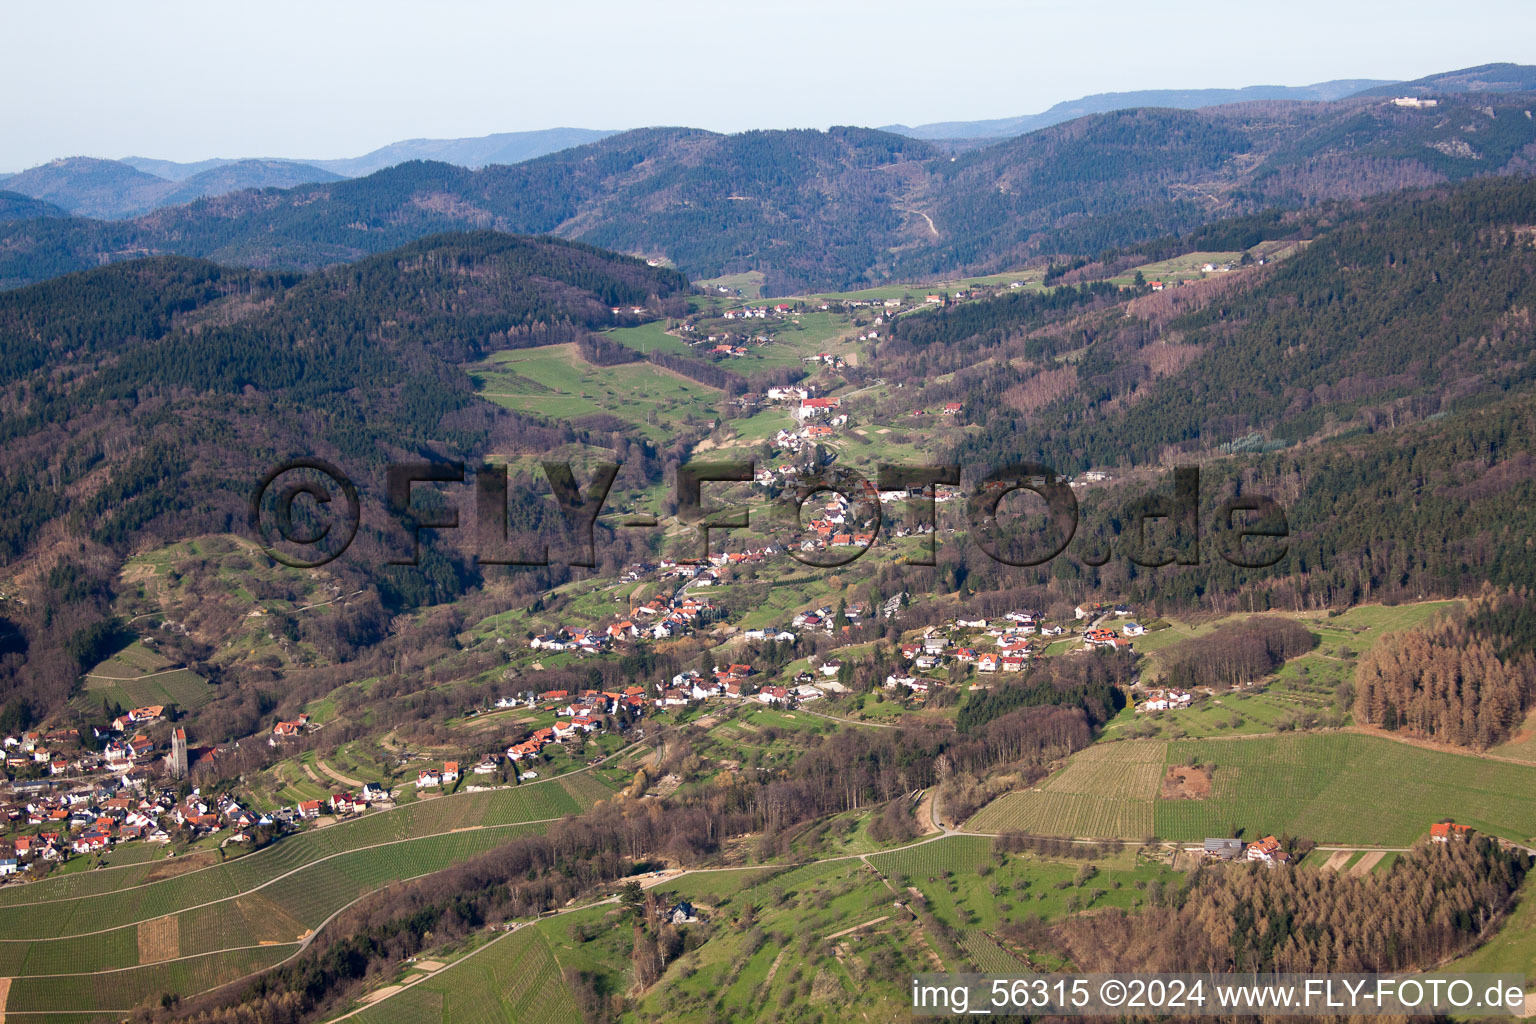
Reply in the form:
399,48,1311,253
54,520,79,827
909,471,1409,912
1430,822,1474,843
1245,835,1291,866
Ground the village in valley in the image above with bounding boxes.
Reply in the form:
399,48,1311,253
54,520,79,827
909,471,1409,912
0,249,1511,937
0,579,1301,879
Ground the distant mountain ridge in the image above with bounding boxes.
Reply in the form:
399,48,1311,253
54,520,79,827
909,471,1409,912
2,158,182,219
0,157,344,219
304,127,621,176
121,126,620,180
3,64,1535,292
880,78,1397,140
1,130,619,220
884,62,1536,142
6,83,1536,293
7,64,1530,223
1351,61,1536,97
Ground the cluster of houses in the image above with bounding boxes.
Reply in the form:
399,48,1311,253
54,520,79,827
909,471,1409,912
416,761,461,788
620,589,714,642
794,396,843,423
529,587,717,653
1074,602,1134,620
789,491,880,554
768,422,845,455
298,784,390,821
5,708,174,781
678,324,774,359
793,601,870,636
720,304,797,320
2,773,164,868
1201,835,1292,866
0,769,337,876
883,613,1070,693
657,666,824,708
1082,628,1134,651
1136,688,1194,713
505,687,647,763
1199,822,1477,875
528,626,615,653
894,611,1064,680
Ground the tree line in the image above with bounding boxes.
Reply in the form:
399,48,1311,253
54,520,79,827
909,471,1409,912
1354,590,1536,749
1160,617,1316,691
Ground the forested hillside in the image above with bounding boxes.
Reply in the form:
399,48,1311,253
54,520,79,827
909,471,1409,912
0,233,688,719
937,176,1536,471
4,91,1535,292
870,177,1536,611
1057,838,1528,973
1354,590,1536,748
0,189,67,222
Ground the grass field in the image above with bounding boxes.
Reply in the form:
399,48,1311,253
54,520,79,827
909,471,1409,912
604,321,694,357
969,732,1536,846
1101,688,1331,740
1107,251,1245,286
469,344,720,444
1490,707,1536,764
872,836,1176,936
632,858,921,1021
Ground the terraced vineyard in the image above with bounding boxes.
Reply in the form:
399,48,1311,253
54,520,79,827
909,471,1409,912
75,640,216,713
353,925,580,1024
0,773,605,1017
966,733,1536,847
81,667,216,713
3,944,291,1018
554,769,622,807
967,742,1166,838
87,641,174,677
868,835,994,881
1154,733,1536,845
957,929,1024,972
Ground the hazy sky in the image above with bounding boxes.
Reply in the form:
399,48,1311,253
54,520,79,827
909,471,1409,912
4,0,1533,170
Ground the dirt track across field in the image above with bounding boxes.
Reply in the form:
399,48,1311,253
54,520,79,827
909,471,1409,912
317,759,366,788
825,916,889,940
1349,850,1386,875
1319,850,1353,872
